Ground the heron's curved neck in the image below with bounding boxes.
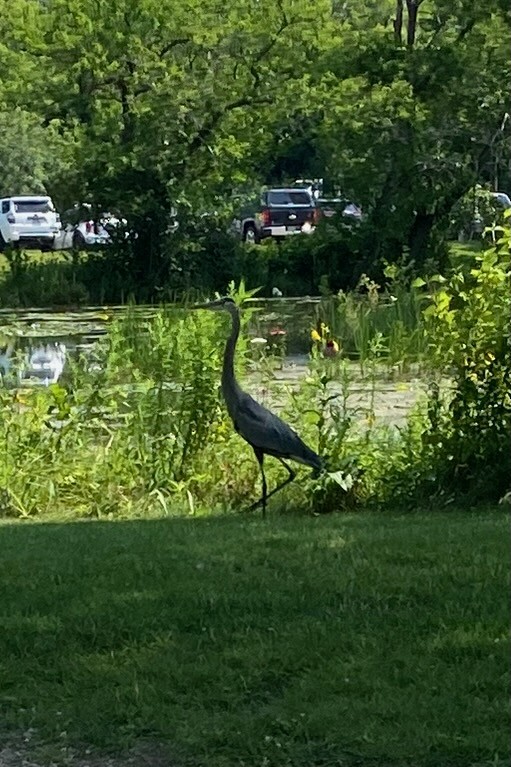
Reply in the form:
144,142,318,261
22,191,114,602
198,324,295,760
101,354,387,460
222,305,242,403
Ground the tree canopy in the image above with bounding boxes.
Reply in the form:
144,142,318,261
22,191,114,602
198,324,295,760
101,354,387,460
1,0,510,279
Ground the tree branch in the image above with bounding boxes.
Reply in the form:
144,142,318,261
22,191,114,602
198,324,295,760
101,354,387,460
186,95,273,155
406,0,419,47
455,18,477,43
158,38,192,59
246,16,291,90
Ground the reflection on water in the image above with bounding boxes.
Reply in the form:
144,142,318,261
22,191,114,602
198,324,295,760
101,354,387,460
19,343,67,387
0,299,319,387
0,341,67,387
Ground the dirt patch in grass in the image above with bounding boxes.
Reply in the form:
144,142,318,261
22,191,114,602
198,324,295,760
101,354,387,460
0,736,173,767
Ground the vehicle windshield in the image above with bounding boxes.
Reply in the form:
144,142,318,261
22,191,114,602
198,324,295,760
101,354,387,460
14,199,54,213
494,193,511,208
268,191,312,205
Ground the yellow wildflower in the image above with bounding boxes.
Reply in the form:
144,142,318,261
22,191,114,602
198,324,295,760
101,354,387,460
323,339,340,358
310,329,321,342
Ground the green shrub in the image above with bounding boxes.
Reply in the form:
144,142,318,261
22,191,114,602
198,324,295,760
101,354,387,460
449,185,507,241
0,250,90,307
384,217,511,504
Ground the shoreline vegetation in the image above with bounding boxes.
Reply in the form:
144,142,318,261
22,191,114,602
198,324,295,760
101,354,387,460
0,240,483,309
0,231,509,520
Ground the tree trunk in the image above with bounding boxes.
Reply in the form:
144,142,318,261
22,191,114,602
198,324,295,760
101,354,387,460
119,62,136,146
408,211,435,265
406,0,419,47
76,70,95,125
394,0,404,44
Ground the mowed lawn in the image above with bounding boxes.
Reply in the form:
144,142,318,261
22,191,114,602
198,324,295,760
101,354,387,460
0,510,508,767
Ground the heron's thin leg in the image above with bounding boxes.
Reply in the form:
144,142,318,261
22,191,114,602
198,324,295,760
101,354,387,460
248,449,267,517
260,456,267,518
264,458,296,504
246,457,296,514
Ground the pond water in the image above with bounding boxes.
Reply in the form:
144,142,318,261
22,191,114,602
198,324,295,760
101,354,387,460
0,298,433,428
0,298,320,386
0,298,320,344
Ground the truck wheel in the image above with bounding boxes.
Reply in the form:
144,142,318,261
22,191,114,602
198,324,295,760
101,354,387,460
72,231,86,251
242,224,258,244
40,239,54,253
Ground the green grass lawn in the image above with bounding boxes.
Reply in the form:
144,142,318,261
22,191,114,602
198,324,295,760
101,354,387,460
0,509,509,767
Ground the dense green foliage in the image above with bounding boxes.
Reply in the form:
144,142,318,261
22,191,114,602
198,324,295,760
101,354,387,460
0,231,509,516
417,218,511,500
0,511,509,766
1,0,510,297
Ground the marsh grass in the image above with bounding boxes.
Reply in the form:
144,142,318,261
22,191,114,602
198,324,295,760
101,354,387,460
0,510,508,767
0,249,91,307
3,290,317,520
316,282,426,375
0,302,262,518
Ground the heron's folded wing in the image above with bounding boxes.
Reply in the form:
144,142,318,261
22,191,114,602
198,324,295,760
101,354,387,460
234,394,319,467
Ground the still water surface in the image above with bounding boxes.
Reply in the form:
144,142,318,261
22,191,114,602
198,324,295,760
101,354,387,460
0,299,428,427
0,298,319,349
0,298,319,385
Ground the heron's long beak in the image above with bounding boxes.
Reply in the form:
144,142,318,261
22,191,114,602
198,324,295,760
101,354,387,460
191,299,224,310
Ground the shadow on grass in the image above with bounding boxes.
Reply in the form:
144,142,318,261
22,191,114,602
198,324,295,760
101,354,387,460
0,511,509,767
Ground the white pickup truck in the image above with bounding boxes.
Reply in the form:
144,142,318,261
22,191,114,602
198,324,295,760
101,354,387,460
0,195,60,250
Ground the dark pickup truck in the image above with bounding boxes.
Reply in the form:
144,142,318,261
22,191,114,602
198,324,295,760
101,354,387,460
232,187,318,244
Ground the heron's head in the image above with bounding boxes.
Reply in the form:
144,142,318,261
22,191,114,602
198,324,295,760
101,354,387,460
192,296,236,312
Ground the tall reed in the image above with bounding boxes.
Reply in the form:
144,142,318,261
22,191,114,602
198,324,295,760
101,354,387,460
315,279,426,373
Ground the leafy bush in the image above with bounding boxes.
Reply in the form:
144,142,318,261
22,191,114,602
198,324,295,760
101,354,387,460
385,216,511,504
449,185,507,242
0,250,90,307
260,216,368,296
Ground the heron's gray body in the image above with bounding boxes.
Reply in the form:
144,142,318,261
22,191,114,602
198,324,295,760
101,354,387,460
194,296,322,515
227,388,322,470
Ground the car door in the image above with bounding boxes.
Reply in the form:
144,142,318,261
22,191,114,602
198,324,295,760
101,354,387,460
0,200,12,243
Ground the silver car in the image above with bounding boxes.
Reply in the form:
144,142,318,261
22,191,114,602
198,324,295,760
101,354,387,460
54,204,127,250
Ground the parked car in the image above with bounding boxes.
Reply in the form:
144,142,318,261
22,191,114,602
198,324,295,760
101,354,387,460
316,197,363,222
54,204,128,250
492,191,511,209
232,187,318,243
0,195,60,251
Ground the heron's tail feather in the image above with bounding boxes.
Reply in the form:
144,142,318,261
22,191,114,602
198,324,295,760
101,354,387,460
306,450,324,478
311,464,323,480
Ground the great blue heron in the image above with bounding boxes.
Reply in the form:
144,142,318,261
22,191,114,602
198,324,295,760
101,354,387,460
193,297,322,516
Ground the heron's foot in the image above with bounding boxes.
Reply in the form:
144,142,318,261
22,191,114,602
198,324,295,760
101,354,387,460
243,496,263,513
